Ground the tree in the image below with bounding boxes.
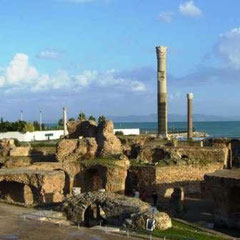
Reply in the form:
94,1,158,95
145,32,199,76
78,112,86,121
68,117,75,121
88,116,96,121
33,121,40,130
22,122,35,133
41,123,46,130
98,115,107,124
58,118,63,126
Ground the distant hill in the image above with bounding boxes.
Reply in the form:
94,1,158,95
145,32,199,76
108,113,240,122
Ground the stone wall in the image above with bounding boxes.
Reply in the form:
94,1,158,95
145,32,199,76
0,168,65,205
9,146,31,157
203,169,240,229
137,145,228,165
128,163,223,197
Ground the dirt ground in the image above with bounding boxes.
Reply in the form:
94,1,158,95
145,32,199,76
0,203,140,240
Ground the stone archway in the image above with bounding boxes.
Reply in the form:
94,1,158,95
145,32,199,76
74,166,107,193
84,168,106,192
125,170,139,196
0,181,35,205
83,203,101,227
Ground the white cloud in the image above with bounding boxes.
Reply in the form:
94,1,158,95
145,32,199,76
37,49,63,60
0,53,146,93
158,11,174,23
179,1,202,17
73,70,97,87
216,27,240,69
5,53,38,86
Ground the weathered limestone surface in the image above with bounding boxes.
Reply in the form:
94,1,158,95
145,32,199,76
0,139,33,158
129,163,223,196
0,139,15,156
130,211,172,230
119,136,152,159
0,168,65,205
96,121,122,157
137,145,228,165
204,169,240,229
3,157,32,168
67,120,98,138
56,138,98,162
0,140,12,157
74,155,130,194
63,191,171,230
58,120,122,160
9,146,31,157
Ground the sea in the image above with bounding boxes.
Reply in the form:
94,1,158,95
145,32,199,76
45,121,240,138
113,121,240,138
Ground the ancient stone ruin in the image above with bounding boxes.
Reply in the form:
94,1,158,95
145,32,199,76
0,120,128,206
0,118,239,234
63,191,172,230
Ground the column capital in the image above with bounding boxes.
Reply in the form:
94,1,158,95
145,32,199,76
156,46,167,58
187,93,194,99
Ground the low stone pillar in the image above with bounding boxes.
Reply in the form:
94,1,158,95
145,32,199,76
63,107,68,136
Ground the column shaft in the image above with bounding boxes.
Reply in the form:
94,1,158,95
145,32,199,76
63,107,68,136
156,46,168,138
187,93,193,140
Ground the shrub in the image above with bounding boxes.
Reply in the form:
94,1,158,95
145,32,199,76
115,131,124,136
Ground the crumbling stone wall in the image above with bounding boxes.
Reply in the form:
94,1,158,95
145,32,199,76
66,120,122,157
137,145,228,165
203,169,240,229
128,163,223,197
0,168,65,205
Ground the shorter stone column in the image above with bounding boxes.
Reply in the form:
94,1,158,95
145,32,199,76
63,107,68,136
187,93,193,140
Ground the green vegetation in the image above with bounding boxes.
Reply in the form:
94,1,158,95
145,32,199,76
78,112,86,121
134,219,226,240
153,219,226,240
115,131,124,136
22,122,35,133
58,118,63,127
30,140,58,148
0,120,36,133
33,121,45,131
88,116,96,121
81,157,120,168
98,115,107,124
130,159,153,167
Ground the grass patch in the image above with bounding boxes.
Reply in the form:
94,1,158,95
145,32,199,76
151,219,227,240
130,160,152,167
30,140,58,148
81,157,121,168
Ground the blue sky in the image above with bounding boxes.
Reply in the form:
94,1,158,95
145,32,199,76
0,0,240,122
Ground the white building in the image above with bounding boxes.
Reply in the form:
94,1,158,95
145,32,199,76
0,128,140,142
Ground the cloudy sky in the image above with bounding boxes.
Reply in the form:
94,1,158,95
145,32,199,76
0,0,240,122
